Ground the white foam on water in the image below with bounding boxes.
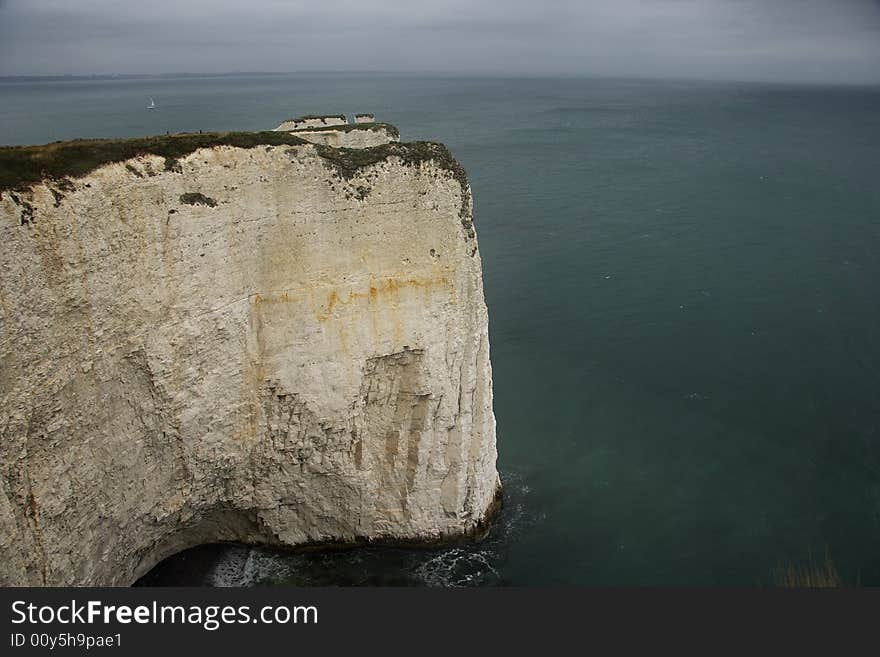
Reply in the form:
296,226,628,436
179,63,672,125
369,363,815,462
200,468,542,587
414,548,500,587
206,546,296,586
207,546,250,587
240,549,295,585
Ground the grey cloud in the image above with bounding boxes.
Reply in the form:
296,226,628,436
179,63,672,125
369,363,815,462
0,0,878,83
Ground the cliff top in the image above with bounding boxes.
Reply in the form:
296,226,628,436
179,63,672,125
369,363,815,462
286,122,400,139
0,132,466,207
282,114,347,123
0,131,308,191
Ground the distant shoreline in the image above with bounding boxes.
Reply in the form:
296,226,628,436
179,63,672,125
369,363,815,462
0,72,288,83
2,72,879,89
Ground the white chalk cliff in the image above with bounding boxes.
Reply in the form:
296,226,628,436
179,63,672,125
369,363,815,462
273,115,400,149
0,123,499,585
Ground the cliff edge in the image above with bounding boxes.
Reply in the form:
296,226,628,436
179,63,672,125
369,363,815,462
0,124,499,585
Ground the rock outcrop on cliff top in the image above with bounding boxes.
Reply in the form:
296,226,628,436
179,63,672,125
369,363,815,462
0,125,499,585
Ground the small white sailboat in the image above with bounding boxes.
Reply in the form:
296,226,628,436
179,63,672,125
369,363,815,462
147,97,156,110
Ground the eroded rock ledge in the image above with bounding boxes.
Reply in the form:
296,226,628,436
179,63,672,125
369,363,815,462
0,125,499,585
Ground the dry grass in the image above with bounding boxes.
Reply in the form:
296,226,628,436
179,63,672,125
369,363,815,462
774,547,854,588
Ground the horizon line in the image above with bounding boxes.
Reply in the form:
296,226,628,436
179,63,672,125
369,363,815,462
1,71,879,88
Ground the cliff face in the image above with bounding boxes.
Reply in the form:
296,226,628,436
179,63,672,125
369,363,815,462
0,132,499,585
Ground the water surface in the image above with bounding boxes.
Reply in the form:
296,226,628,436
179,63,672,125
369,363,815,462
4,74,879,586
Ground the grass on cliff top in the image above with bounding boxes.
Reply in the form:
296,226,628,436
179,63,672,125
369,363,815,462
281,114,347,123
284,122,401,139
1,131,475,239
317,140,473,230
1,133,458,186
315,140,461,179
0,133,471,227
0,131,309,191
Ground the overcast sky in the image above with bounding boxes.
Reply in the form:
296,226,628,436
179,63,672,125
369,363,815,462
1,0,879,83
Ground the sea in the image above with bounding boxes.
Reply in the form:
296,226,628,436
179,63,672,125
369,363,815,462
3,73,879,586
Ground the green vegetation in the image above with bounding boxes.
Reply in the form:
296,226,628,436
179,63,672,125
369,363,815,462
179,192,217,208
314,140,453,179
6,191,34,225
124,163,144,178
281,114,347,123
287,122,401,139
0,130,474,242
0,131,307,191
314,140,473,238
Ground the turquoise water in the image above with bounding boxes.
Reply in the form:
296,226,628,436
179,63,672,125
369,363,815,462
4,74,880,586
